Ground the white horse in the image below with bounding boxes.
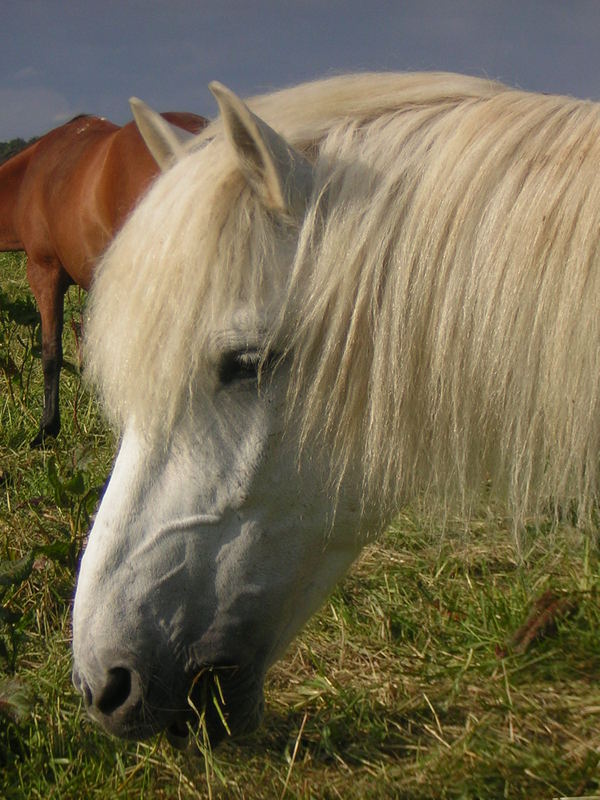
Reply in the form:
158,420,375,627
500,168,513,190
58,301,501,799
72,72,600,746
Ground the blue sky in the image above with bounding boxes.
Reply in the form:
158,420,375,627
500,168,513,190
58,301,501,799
1,0,600,140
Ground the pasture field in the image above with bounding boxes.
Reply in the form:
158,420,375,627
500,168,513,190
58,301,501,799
1,249,600,798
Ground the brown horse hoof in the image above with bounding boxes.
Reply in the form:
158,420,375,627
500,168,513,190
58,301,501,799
30,429,57,449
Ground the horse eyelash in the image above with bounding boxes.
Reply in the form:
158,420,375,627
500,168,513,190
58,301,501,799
218,349,280,386
218,350,262,385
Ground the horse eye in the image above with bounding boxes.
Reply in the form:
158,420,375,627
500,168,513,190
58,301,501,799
218,350,262,385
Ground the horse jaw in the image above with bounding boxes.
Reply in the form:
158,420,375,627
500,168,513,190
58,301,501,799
129,97,198,170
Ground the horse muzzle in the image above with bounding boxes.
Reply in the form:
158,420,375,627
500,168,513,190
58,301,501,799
72,657,265,746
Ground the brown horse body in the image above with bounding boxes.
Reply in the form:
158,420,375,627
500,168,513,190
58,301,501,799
0,111,207,445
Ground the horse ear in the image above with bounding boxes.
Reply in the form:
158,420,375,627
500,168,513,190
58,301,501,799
209,81,312,217
129,97,196,171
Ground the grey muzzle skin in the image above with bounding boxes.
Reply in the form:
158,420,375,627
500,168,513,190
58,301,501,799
72,658,265,746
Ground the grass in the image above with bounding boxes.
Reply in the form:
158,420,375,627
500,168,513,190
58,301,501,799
1,249,600,798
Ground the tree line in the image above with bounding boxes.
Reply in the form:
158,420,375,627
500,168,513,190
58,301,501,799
0,135,39,164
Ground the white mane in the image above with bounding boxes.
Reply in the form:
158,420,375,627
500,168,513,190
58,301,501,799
85,72,600,523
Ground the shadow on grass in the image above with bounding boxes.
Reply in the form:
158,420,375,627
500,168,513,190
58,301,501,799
216,702,428,767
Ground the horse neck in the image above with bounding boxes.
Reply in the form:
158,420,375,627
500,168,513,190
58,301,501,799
0,145,35,250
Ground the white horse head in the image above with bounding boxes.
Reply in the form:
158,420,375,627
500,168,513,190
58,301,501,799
72,73,600,745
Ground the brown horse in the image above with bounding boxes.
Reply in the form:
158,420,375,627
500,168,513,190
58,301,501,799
0,110,207,446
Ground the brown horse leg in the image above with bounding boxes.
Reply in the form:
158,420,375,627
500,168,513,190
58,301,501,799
26,258,68,448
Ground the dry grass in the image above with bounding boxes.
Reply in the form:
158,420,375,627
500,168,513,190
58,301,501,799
1,251,600,798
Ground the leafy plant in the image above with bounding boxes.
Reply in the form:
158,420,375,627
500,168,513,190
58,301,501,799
45,456,102,561
0,551,34,672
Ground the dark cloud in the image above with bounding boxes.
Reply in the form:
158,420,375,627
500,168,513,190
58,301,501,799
0,85,76,139
0,0,599,139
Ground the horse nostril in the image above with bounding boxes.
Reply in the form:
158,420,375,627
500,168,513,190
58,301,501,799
96,667,132,715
